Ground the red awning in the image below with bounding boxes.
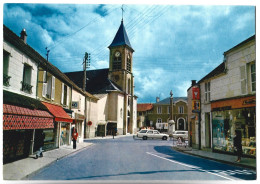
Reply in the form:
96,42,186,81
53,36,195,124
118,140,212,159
3,104,54,130
42,102,73,123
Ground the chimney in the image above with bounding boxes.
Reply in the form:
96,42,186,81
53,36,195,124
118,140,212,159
191,80,197,86
156,97,160,103
20,28,27,44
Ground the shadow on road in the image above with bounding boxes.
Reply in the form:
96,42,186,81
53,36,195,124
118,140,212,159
152,146,256,180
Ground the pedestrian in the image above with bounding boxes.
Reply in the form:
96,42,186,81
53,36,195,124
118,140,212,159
233,130,242,162
72,128,78,149
35,131,45,159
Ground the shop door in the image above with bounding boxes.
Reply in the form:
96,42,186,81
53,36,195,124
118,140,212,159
205,113,211,148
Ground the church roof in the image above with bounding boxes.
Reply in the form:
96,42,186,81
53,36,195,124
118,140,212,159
108,20,133,50
65,69,123,94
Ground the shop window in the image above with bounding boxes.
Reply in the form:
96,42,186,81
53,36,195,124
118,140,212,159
205,82,210,102
3,51,11,86
42,71,55,100
240,65,247,95
250,63,256,92
212,109,256,157
21,64,33,93
157,106,162,114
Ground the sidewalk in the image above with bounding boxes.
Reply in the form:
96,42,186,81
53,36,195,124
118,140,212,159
3,142,93,180
3,134,132,180
172,145,256,170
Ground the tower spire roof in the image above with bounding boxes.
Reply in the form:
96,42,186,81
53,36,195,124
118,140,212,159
108,20,133,50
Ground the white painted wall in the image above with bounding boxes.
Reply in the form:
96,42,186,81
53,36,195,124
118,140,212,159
3,41,38,98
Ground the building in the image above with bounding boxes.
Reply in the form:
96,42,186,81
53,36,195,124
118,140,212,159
146,96,188,132
137,103,153,129
3,25,98,164
3,26,54,163
188,35,256,157
65,20,138,136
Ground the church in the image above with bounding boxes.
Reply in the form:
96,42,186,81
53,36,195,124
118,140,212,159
65,19,138,137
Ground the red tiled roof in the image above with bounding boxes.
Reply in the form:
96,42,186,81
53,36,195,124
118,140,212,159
137,103,153,112
42,102,73,123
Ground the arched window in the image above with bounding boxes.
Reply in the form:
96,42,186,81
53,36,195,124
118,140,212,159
128,79,131,94
113,51,121,70
127,53,131,72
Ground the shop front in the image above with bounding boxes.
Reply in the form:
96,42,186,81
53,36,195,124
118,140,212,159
3,104,54,163
42,102,73,147
211,95,256,157
73,113,85,143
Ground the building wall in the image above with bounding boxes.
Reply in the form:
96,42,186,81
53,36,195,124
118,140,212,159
3,41,38,98
211,40,255,101
71,89,85,142
86,98,98,138
116,93,124,135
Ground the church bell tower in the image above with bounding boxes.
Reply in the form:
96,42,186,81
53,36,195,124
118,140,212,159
108,20,134,94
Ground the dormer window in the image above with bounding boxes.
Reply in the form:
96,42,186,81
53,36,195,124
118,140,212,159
113,51,121,70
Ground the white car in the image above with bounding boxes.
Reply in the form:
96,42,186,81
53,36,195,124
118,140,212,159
136,129,169,140
172,131,188,140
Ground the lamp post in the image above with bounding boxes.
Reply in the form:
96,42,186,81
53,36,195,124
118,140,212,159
168,90,175,135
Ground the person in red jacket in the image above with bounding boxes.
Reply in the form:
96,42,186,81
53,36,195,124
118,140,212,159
72,128,78,149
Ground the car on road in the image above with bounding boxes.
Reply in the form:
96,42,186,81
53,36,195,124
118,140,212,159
136,129,169,140
172,131,188,140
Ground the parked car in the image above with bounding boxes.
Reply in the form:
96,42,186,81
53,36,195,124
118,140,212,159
136,129,169,140
172,131,188,140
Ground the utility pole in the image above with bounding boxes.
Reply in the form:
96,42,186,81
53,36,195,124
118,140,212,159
83,52,90,138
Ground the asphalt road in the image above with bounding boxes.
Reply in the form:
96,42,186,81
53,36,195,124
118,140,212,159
28,136,256,181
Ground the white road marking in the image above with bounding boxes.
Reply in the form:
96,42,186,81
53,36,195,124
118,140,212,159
146,152,235,181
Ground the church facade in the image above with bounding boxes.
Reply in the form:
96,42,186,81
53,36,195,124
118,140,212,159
65,20,138,137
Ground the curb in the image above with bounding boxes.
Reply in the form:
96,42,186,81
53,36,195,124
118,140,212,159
21,143,93,180
172,147,256,171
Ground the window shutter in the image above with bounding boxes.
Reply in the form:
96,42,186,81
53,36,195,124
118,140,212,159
51,76,55,100
42,71,47,97
240,66,247,94
61,83,64,104
66,86,69,106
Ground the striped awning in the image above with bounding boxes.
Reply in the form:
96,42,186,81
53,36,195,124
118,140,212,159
3,104,54,130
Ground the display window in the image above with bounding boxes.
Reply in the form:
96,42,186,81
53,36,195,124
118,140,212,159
60,122,70,146
212,107,256,157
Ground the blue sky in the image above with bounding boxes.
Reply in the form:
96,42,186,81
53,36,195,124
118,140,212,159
2,1,256,103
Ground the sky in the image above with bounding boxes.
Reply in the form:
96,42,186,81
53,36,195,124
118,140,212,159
2,1,256,103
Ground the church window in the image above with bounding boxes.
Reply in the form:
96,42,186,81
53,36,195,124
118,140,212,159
127,54,131,72
113,51,121,70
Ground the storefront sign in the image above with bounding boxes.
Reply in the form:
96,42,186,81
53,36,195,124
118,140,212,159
88,121,92,126
71,101,79,109
192,100,200,111
192,87,200,100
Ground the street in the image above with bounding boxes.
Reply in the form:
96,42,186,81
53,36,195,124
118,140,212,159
28,136,256,181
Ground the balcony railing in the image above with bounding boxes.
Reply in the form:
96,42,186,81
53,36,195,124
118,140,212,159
21,81,33,94
3,74,11,86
